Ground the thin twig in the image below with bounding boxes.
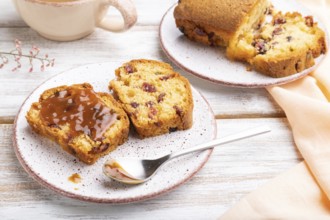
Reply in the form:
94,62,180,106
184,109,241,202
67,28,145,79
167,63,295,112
0,39,55,72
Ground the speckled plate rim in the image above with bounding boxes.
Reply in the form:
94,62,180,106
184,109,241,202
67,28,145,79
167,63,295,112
159,2,329,88
12,62,217,204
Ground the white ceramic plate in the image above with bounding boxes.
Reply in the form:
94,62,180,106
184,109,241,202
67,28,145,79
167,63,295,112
160,0,328,88
13,62,216,203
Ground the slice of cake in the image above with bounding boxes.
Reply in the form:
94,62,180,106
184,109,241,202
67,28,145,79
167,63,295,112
174,0,271,47
253,12,326,77
109,59,193,138
26,83,130,164
228,11,327,77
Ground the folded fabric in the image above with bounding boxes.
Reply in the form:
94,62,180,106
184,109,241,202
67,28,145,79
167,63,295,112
221,163,330,219
221,75,330,219
220,0,330,218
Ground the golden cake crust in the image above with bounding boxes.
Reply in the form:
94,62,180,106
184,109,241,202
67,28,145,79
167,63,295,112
26,83,130,164
174,0,260,32
109,59,193,138
252,49,315,78
174,0,269,46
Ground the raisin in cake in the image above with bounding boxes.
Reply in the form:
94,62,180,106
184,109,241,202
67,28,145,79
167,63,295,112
174,0,270,47
109,59,193,138
26,83,130,164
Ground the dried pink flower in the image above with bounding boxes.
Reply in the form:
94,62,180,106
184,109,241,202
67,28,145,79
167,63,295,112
0,39,55,72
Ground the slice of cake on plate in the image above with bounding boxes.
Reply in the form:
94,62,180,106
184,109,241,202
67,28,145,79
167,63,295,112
109,59,194,138
26,83,130,164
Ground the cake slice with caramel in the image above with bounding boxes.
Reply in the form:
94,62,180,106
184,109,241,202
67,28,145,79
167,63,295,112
26,83,129,164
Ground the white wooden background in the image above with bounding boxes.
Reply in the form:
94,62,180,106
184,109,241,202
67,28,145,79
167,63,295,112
0,0,300,219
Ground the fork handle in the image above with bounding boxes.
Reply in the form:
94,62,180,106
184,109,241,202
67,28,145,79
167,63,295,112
168,126,271,160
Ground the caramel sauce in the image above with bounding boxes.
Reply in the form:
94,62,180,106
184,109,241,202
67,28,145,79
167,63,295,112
68,173,81,184
40,86,117,141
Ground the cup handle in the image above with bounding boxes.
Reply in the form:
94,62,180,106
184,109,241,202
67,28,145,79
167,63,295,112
98,0,137,32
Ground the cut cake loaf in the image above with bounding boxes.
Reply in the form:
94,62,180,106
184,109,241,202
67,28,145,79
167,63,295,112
174,0,327,77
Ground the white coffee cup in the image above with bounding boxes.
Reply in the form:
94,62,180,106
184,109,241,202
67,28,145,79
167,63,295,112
12,0,137,41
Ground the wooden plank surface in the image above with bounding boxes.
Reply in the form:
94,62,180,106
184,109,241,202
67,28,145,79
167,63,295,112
0,119,301,219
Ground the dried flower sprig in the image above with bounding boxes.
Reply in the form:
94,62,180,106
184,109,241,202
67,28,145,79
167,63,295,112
0,39,55,72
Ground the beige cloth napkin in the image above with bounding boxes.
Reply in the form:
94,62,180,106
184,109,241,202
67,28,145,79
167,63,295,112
220,0,330,218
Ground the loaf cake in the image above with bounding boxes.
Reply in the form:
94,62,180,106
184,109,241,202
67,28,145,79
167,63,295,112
26,83,130,164
109,59,193,138
174,0,327,78
174,0,271,47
